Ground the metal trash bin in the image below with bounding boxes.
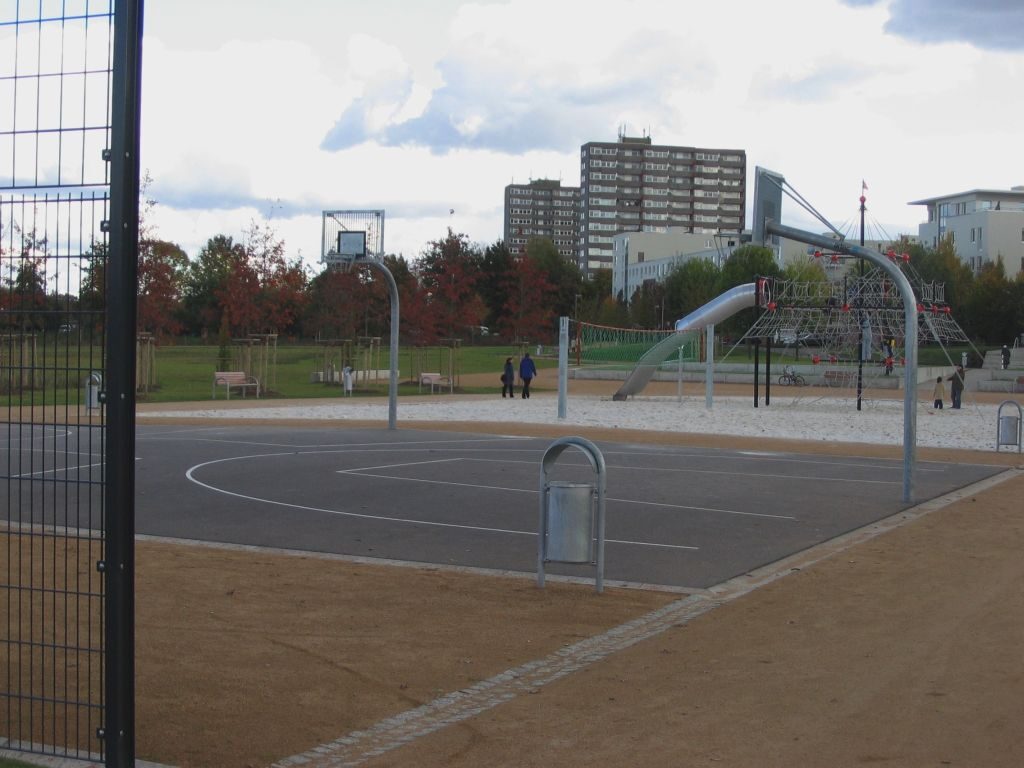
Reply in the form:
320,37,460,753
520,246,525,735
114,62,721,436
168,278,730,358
538,436,607,592
84,372,103,410
996,401,1022,453
544,482,594,563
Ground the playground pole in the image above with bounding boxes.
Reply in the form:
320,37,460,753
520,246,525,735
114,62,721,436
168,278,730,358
705,324,715,410
767,221,917,502
363,261,399,430
558,316,568,419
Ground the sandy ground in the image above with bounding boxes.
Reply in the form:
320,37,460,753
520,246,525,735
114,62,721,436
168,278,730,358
14,378,1020,767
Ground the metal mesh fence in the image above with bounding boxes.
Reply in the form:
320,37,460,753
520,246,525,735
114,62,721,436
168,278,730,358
1,2,129,763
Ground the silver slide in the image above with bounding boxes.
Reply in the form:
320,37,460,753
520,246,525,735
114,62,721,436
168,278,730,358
612,283,756,400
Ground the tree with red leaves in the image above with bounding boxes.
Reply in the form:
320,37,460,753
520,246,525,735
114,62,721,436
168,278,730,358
137,238,188,339
497,254,557,343
242,221,308,336
416,229,486,339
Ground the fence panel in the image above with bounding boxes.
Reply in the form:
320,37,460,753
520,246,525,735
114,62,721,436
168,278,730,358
1,2,140,766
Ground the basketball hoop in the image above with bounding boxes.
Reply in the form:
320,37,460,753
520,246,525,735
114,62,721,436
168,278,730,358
321,210,384,271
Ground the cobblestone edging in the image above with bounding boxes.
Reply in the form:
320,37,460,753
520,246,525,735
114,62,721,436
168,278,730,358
272,468,1021,768
271,594,718,768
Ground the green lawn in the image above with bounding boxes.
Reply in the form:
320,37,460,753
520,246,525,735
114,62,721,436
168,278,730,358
0,338,982,408
140,342,557,403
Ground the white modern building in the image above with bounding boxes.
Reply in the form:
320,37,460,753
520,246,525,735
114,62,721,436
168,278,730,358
910,187,1024,278
611,230,743,301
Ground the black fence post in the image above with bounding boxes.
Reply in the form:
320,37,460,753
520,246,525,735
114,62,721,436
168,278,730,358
105,1,144,765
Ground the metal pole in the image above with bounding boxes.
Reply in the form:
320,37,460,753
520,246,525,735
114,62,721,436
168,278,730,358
767,220,918,501
677,346,683,403
365,261,399,430
765,335,772,406
856,193,866,411
705,324,714,409
753,338,760,408
558,316,568,419
106,1,144,764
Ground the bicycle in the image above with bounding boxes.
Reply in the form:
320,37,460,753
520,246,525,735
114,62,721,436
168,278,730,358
778,365,806,386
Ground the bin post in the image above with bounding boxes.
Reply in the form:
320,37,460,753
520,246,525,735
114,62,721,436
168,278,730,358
84,372,103,411
538,436,606,593
996,400,1022,453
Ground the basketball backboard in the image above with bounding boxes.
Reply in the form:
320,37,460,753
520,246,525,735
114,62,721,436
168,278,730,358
322,209,385,266
752,167,784,247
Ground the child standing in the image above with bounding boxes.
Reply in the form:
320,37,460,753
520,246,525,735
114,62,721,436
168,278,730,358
932,375,945,410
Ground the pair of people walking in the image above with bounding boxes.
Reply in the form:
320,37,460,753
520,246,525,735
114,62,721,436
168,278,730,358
500,352,537,399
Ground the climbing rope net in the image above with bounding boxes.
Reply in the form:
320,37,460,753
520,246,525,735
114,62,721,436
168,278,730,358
727,248,983,408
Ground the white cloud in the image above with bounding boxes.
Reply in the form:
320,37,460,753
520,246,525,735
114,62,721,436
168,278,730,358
136,0,1024,270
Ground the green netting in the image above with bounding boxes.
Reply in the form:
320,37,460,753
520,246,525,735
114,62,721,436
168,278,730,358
572,321,700,371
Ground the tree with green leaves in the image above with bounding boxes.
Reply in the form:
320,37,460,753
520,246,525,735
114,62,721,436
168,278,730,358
478,240,514,328
782,254,829,284
182,235,245,337
525,236,584,319
962,259,1017,344
627,281,664,329
663,257,721,323
717,245,781,337
576,268,612,323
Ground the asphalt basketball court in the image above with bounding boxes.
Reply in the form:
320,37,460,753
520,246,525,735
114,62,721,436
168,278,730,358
114,423,1000,590
2,421,1001,591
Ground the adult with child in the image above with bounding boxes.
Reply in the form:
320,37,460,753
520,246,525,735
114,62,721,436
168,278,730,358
519,352,538,399
501,357,515,399
947,365,965,409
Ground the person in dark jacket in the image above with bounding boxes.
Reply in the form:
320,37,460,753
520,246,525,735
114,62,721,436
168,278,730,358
1001,345,1011,370
947,365,965,409
501,357,515,398
519,352,537,399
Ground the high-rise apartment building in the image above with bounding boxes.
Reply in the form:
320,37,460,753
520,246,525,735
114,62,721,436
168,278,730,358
579,134,747,274
503,179,580,260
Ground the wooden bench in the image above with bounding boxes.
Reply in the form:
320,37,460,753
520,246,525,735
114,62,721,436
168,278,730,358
212,371,260,399
419,372,444,394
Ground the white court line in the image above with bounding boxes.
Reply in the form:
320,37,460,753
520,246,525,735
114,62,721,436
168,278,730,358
338,468,792,520
0,428,73,444
342,458,462,473
11,461,103,479
464,455,896,487
185,455,698,551
142,434,533,449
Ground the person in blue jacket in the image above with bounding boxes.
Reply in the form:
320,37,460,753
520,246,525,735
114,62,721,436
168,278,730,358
519,352,537,399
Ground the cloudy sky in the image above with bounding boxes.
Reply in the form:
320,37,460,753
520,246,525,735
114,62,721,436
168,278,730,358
141,0,1024,268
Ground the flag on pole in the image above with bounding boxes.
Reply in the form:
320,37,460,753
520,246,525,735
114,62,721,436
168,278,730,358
861,180,868,192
